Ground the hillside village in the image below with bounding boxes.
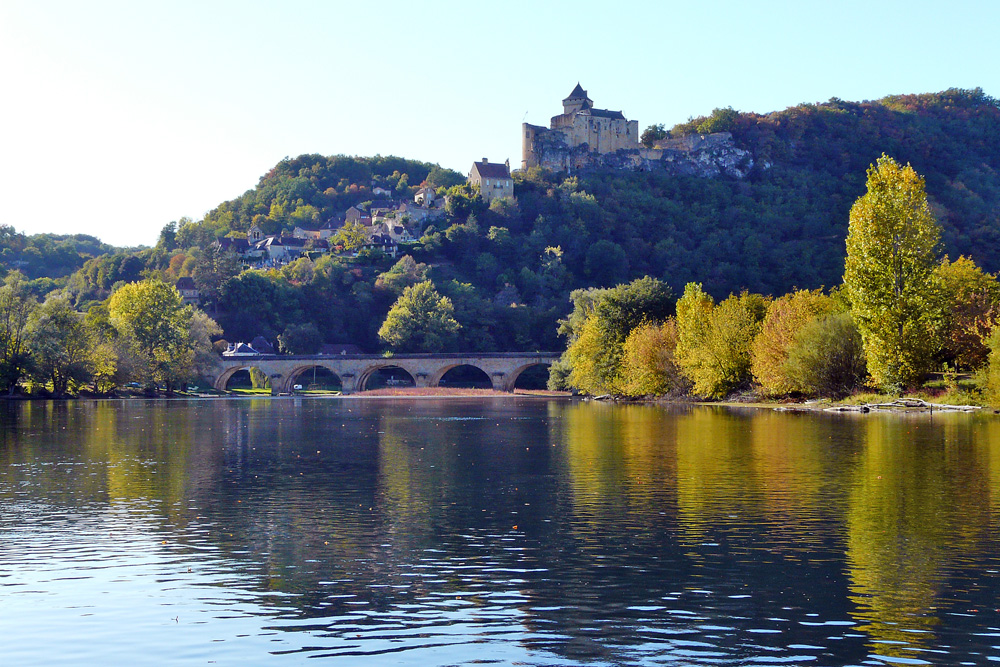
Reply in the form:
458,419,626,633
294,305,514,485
197,84,746,314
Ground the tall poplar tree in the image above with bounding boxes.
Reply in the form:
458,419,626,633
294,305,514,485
844,155,941,392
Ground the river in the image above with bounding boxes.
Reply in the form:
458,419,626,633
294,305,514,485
2,398,1000,665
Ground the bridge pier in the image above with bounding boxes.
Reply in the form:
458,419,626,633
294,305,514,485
340,373,358,395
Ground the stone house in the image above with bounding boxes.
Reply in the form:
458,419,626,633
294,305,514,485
345,206,372,226
175,276,200,306
468,158,513,204
414,186,436,206
362,233,399,258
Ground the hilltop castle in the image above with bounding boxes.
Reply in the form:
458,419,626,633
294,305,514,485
522,84,639,171
521,84,755,178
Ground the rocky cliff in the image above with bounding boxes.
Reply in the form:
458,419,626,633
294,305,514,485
527,129,756,178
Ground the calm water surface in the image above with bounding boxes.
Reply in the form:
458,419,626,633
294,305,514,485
2,398,1000,665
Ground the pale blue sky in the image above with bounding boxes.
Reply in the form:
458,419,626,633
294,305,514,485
2,0,998,246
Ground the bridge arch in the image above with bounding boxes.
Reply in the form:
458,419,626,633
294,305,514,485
356,363,418,392
286,364,343,393
506,362,552,392
217,364,273,392
432,363,493,389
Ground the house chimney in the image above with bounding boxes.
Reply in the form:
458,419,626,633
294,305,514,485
482,157,488,163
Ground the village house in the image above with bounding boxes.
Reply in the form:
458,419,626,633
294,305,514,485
175,276,200,306
214,224,324,269
468,158,513,204
249,335,276,355
362,233,399,258
414,186,436,206
369,220,415,244
345,206,372,226
292,220,336,240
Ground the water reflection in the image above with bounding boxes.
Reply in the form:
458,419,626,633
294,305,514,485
2,399,1000,665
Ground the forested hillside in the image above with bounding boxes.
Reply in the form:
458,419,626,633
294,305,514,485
10,88,1000,356
0,226,116,296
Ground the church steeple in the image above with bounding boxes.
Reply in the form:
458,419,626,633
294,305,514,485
562,83,593,114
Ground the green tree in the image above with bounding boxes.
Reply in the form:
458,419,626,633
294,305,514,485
278,322,322,354
192,248,241,314
640,123,668,147
696,107,739,134
0,271,37,393
332,221,369,252
378,280,460,352
27,292,92,396
785,311,867,397
374,255,428,295
108,279,193,389
425,165,465,190
844,155,942,391
559,277,674,394
188,309,223,383
584,240,629,286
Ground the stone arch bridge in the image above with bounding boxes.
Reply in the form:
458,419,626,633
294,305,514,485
210,352,560,395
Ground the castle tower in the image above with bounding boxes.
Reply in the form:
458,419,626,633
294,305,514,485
562,83,593,114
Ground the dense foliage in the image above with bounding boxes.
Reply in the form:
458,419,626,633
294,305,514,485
0,275,219,396
0,225,116,297
3,88,1000,375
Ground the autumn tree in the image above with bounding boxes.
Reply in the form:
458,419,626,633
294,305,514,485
675,283,769,398
618,319,688,397
932,255,1000,370
750,289,840,396
844,155,941,392
378,280,460,352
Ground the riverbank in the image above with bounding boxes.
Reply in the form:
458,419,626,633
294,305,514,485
686,396,999,414
1,387,573,401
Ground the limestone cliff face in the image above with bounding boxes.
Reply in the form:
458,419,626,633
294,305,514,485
641,132,755,178
523,127,756,179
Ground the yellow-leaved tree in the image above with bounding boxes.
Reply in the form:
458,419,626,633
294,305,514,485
843,155,942,392
675,283,769,398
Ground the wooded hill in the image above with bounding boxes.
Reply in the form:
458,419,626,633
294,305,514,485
14,87,1000,354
